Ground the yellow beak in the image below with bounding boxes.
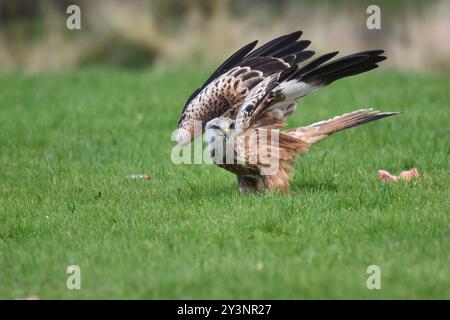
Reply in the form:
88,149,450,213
223,128,230,135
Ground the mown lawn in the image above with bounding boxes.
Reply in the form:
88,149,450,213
0,67,448,299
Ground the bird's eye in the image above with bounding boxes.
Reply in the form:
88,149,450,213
209,125,221,130
229,122,235,130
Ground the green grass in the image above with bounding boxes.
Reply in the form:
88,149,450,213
0,67,449,299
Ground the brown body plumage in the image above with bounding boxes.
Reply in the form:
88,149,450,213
205,109,398,193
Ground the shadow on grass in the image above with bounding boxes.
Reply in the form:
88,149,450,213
176,182,239,198
200,180,340,197
174,173,340,198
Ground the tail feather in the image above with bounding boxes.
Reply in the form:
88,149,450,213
290,109,399,144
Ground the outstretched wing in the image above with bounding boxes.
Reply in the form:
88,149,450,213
235,50,387,132
175,31,314,146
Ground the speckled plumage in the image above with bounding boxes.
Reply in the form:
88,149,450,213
176,31,306,146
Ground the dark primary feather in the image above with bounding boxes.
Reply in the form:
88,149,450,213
281,54,296,66
293,50,386,86
238,31,310,74
271,40,311,58
255,59,290,75
292,50,315,64
202,40,258,90
345,50,385,58
294,51,339,76
179,31,311,124
245,31,303,59
303,55,369,79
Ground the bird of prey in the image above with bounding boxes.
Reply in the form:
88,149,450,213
176,31,398,193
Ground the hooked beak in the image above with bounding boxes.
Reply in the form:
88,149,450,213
222,127,230,139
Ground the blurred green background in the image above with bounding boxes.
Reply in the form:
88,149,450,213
1,0,449,73
1,0,449,299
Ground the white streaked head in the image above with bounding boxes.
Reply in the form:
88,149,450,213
204,117,236,163
204,117,235,144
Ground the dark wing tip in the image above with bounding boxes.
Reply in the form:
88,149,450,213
289,30,303,39
365,49,385,56
246,40,259,51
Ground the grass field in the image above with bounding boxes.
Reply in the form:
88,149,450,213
0,67,448,299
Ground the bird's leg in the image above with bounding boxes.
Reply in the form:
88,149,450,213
238,175,265,193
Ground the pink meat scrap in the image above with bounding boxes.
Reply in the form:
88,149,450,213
378,168,420,182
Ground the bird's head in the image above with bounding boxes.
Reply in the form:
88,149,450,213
205,117,235,145
205,117,235,163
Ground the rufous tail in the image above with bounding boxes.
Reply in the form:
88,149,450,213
289,108,399,144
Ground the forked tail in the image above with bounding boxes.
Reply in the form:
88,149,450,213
289,108,399,144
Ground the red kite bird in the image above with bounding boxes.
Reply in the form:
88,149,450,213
176,31,398,193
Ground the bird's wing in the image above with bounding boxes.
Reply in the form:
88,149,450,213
176,31,314,145
235,50,387,132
